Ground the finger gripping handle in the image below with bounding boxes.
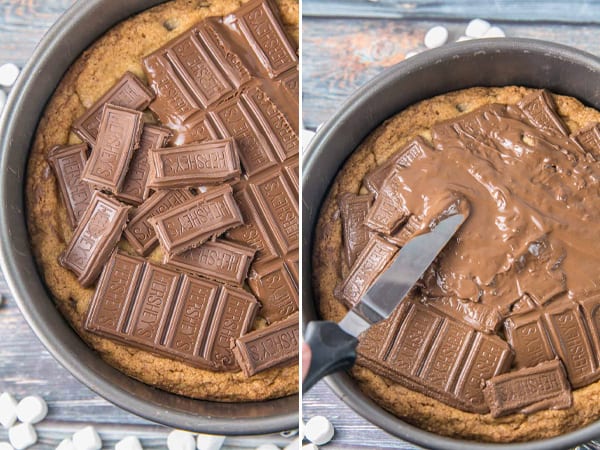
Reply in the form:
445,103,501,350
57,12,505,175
303,321,358,392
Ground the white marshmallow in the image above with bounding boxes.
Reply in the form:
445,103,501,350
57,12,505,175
196,433,225,450
167,430,195,450
404,50,421,59
0,64,20,88
465,19,491,38
16,395,48,424
56,438,76,450
304,416,334,446
0,393,18,428
0,442,14,450
484,26,506,38
424,26,448,49
302,445,319,450
72,426,102,450
115,436,143,450
255,445,279,450
301,129,316,151
0,90,6,115
283,438,300,450
8,423,37,450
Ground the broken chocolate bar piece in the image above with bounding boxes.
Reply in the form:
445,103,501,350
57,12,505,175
338,192,373,267
517,90,569,136
170,111,220,146
248,259,298,323
248,168,299,256
210,95,278,177
149,185,243,258
225,189,279,262
81,104,144,193
573,123,600,157
363,137,430,195
356,299,512,413
124,189,195,256
227,0,298,78
427,296,503,334
364,167,411,236
483,359,572,417
60,191,131,287
47,143,94,229
543,303,599,388
334,236,398,309
85,251,259,371
117,124,172,205
148,138,241,189
167,239,255,285
72,72,154,145
504,312,555,369
579,294,600,363
232,312,299,377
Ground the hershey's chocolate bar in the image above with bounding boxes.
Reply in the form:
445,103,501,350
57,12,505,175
504,312,555,369
573,123,600,157
167,239,255,285
117,124,172,205
225,189,279,262
232,312,299,377
517,90,569,137
427,296,503,334
227,0,297,78
338,192,373,267
60,192,130,287
248,259,298,323
149,185,243,258
483,359,571,417
47,143,94,229
72,72,154,145
334,236,398,308
124,189,195,256
356,298,513,413
81,104,144,193
148,138,240,189
248,168,299,256
85,252,259,371
364,168,411,236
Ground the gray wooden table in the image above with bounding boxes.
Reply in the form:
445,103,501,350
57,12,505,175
302,1,600,449
0,1,296,449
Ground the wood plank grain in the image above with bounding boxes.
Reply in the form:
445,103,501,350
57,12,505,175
303,0,600,23
302,18,600,129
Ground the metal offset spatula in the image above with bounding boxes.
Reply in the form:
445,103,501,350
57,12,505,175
303,213,467,392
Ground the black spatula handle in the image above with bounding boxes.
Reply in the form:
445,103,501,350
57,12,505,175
303,320,358,392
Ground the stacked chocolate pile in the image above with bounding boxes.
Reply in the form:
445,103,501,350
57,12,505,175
47,0,298,378
336,90,600,416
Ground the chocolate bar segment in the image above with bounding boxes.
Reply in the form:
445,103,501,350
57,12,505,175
72,72,154,145
81,105,144,193
276,68,299,106
117,125,172,205
148,139,240,189
573,123,600,157
60,192,131,287
338,193,373,267
210,96,278,177
579,294,600,363
242,83,299,162
427,297,503,334
517,90,569,136
357,299,512,413
483,359,572,418
364,168,410,235
170,111,220,146
203,286,260,370
228,0,298,78
150,185,243,258
85,252,258,371
124,189,195,256
225,189,279,262
543,303,598,387
248,169,299,256
248,259,298,323
504,312,555,369
47,144,94,228
334,236,398,308
167,239,255,285
232,312,299,377
363,137,430,195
